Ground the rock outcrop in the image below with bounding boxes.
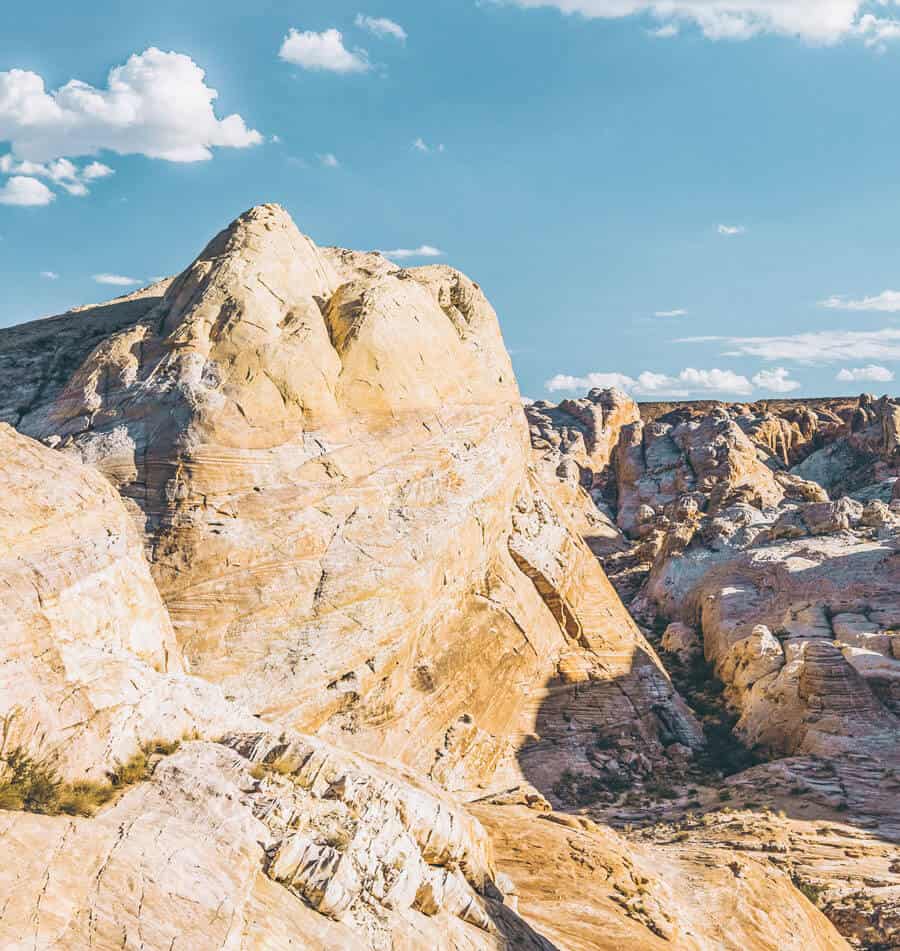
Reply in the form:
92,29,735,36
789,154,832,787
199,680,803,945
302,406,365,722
528,389,900,945
2,209,895,950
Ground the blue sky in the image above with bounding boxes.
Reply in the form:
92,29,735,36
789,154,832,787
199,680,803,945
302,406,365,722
3,1,900,400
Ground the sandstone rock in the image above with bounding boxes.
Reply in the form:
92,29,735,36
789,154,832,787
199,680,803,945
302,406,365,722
720,625,786,690
1,205,689,795
0,423,253,779
661,622,702,663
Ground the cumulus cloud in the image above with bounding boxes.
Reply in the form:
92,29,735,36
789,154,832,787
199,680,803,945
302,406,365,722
93,273,141,286
718,223,746,235
0,154,114,197
545,367,754,397
503,1,900,45
0,49,261,166
681,328,900,363
279,29,370,72
0,175,54,205
382,245,445,259
836,365,895,382
751,367,801,393
355,15,408,41
654,308,688,317
821,289,900,312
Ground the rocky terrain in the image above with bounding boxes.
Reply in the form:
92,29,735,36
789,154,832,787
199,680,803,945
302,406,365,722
0,204,895,949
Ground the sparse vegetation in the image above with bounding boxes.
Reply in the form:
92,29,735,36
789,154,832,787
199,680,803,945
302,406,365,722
0,725,187,818
792,875,825,907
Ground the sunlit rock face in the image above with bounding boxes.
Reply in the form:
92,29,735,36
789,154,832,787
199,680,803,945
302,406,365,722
3,204,688,793
0,422,252,780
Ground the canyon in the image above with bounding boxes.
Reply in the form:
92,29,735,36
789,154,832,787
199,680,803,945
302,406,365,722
0,205,896,950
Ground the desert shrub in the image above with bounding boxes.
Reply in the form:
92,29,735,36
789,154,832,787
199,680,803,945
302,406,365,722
0,730,186,818
792,876,825,906
0,747,63,813
645,781,679,801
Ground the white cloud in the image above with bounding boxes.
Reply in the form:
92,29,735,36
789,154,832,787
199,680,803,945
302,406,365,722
93,273,141,286
82,161,114,180
0,175,54,205
40,270,59,280
413,137,445,153
751,367,801,393
836,364,895,382
355,15,408,41
546,367,753,397
651,23,680,36
821,289,900,312
279,29,370,73
718,223,746,235
318,152,340,168
382,245,445,259
654,308,688,317
856,12,900,48
0,49,261,165
503,1,900,45
681,328,900,363
0,154,114,197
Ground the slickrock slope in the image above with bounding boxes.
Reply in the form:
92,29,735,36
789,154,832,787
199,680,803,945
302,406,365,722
0,420,557,949
3,204,694,796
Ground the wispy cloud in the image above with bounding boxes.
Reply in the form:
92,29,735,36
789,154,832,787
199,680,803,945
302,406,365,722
382,245,444,260
821,290,900,312
93,273,141,287
318,153,340,168
718,224,746,236
679,328,900,363
355,14,407,41
279,28,370,73
0,155,114,198
40,270,59,280
836,365,895,383
413,137,445,153
654,308,688,318
546,367,753,397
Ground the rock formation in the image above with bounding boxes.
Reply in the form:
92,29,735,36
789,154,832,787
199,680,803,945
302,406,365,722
529,388,900,946
0,207,895,949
